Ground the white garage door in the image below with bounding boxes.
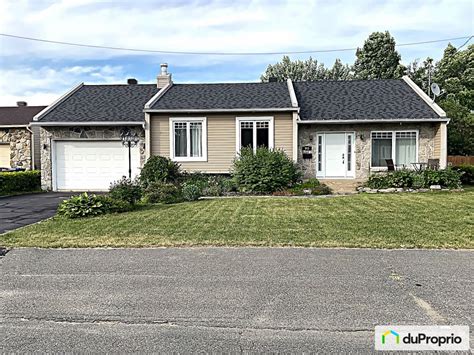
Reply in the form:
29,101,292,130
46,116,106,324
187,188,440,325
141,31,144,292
0,144,10,168
54,141,140,191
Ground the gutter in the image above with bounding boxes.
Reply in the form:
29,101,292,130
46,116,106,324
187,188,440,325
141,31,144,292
29,121,145,127
0,124,29,128
297,118,450,124
144,107,298,113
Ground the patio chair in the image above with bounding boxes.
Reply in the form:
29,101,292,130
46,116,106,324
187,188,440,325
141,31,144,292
427,159,440,170
385,159,395,171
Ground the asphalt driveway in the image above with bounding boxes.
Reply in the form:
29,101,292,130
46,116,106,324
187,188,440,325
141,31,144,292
0,192,74,234
1,248,472,352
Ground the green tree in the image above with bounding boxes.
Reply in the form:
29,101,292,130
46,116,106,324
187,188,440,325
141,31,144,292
406,57,434,94
433,44,474,155
261,56,352,82
328,59,353,80
354,31,405,79
260,56,330,82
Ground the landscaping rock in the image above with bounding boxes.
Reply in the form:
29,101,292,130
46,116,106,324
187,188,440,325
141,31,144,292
379,188,396,193
430,185,442,190
395,188,404,193
303,189,312,195
419,188,429,192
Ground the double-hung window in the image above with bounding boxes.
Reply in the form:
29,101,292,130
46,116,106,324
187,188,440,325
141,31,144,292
371,131,417,168
170,117,207,161
236,117,274,153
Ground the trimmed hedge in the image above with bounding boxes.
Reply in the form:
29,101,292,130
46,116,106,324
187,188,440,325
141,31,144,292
452,165,473,185
0,170,41,195
365,168,463,190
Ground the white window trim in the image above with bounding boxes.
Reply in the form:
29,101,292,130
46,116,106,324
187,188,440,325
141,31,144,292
235,116,274,153
169,117,207,162
370,130,419,170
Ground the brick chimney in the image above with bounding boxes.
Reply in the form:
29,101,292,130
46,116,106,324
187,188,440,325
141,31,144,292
157,63,172,88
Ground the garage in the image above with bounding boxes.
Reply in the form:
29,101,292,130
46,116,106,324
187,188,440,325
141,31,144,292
0,144,10,168
54,140,140,191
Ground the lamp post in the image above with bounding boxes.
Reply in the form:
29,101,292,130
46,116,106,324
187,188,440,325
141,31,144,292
120,129,140,179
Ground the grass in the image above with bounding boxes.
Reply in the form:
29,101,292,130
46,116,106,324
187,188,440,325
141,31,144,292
1,192,473,249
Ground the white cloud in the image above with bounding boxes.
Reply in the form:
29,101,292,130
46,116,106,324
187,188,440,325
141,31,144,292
0,0,472,104
0,65,128,105
1,0,471,60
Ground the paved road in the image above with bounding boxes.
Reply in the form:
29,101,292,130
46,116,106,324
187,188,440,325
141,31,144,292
1,248,472,352
0,192,75,234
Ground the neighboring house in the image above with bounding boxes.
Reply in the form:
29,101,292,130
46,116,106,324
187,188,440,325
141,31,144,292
0,102,46,170
33,64,448,191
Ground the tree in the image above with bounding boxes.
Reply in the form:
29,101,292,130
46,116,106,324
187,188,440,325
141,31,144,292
260,56,330,82
433,44,474,155
354,31,405,79
260,56,353,82
328,59,353,80
405,57,434,94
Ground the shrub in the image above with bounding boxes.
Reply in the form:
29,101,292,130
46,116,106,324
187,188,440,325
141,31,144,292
452,165,473,185
181,183,201,201
179,173,237,196
143,181,182,204
287,178,331,195
365,168,462,189
139,156,181,187
0,170,41,195
109,177,142,204
232,147,301,193
57,193,130,218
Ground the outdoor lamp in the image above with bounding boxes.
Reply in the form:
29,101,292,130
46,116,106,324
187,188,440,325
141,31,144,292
120,129,140,179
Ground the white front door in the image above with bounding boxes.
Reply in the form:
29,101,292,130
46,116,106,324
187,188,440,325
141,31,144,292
317,132,355,178
54,140,140,191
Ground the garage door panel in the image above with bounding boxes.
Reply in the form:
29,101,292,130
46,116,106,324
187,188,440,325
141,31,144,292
55,141,140,191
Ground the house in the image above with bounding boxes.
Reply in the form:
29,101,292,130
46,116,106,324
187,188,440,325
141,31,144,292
32,64,448,191
0,102,46,170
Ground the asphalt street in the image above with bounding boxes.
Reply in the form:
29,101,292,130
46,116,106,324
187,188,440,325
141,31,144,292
1,248,472,352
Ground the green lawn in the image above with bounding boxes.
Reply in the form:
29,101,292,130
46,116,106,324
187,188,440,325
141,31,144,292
1,192,473,249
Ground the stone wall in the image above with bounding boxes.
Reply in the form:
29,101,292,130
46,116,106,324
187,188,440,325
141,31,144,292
0,127,32,169
40,126,145,190
298,122,440,180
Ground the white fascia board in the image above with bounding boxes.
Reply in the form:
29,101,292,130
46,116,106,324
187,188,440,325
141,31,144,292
402,76,446,117
297,118,450,124
33,82,84,121
144,107,298,113
286,79,299,108
29,121,144,127
0,125,28,128
144,83,173,109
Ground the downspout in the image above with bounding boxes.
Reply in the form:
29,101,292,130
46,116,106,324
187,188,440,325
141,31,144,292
26,125,34,170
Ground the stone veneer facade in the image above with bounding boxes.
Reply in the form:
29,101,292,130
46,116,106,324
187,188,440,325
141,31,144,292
40,126,145,190
0,127,32,169
297,122,441,179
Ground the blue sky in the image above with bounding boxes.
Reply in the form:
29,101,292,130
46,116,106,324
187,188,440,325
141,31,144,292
0,0,472,105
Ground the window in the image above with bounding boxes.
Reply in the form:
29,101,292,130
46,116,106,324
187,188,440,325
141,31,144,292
170,118,207,161
236,117,274,153
371,131,417,168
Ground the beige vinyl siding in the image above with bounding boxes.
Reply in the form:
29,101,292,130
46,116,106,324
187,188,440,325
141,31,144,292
433,122,441,159
274,113,293,156
150,112,293,173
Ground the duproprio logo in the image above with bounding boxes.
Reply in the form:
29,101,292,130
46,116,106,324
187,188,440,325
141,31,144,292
382,330,400,345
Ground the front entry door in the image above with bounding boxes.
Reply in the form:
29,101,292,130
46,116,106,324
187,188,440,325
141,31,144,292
325,134,346,176
317,132,355,178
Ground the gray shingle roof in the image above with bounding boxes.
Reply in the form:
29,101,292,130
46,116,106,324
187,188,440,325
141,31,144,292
293,79,442,120
0,106,46,126
149,82,293,110
39,84,159,122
